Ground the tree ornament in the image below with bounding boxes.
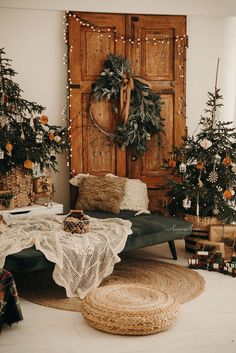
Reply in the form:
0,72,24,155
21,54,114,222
230,189,235,196
196,192,200,216
223,189,234,199
5,143,13,156
0,148,4,159
214,154,221,163
198,178,203,188
0,115,8,127
231,165,236,174
1,94,8,104
36,133,43,144
24,159,34,169
20,130,25,140
183,197,191,209
208,170,218,183
213,205,219,215
39,115,49,125
222,157,232,166
196,161,204,170
168,159,176,168
179,162,187,173
30,117,34,129
16,115,23,123
49,132,54,141
199,138,212,149
54,135,61,143
42,124,50,132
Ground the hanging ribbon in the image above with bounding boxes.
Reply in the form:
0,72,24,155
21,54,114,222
120,75,134,123
120,75,152,123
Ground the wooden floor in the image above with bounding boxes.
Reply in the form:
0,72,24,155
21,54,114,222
1,240,236,353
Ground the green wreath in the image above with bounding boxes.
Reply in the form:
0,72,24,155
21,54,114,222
89,54,164,155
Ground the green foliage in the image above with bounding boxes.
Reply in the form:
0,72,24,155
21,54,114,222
166,89,236,224
0,191,14,208
92,54,164,155
0,48,66,174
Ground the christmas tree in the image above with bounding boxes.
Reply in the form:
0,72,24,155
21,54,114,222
167,64,236,224
0,48,66,175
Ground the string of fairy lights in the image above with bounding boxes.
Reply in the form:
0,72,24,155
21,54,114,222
62,11,188,173
63,11,188,49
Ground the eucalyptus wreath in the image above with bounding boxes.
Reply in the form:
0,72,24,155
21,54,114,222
89,54,164,155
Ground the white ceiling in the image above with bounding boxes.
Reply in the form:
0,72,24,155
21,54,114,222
0,0,236,16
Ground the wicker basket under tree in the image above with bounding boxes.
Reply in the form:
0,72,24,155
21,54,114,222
0,168,32,208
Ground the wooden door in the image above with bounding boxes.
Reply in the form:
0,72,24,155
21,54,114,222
126,15,187,210
68,13,126,177
68,13,187,211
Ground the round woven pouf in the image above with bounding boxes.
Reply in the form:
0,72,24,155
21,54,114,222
81,284,180,335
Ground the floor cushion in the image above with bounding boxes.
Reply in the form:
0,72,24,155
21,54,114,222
81,283,180,335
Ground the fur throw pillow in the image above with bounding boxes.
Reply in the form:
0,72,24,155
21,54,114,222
106,174,149,212
76,176,126,214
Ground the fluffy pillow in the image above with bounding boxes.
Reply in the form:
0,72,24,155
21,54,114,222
76,176,126,214
69,173,90,187
106,174,149,211
121,178,149,211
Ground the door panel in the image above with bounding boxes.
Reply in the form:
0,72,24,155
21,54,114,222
142,29,175,81
81,30,116,81
142,93,174,174
82,95,116,175
68,13,126,177
126,15,186,210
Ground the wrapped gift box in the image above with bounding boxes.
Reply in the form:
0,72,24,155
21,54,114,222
33,176,53,194
32,191,53,206
184,215,222,253
209,224,236,242
197,239,232,259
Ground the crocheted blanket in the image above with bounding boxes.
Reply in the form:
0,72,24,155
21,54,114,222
0,215,132,298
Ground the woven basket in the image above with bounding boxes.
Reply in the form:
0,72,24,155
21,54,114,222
81,284,180,335
0,168,32,207
184,214,222,253
64,210,90,234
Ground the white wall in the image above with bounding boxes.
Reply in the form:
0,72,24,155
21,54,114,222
187,16,236,134
1,0,236,16
0,5,236,209
0,8,69,208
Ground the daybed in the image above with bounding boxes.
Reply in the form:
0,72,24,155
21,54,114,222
3,175,192,273
3,210,192,273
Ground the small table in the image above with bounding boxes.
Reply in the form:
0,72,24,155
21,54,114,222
0,202,63,218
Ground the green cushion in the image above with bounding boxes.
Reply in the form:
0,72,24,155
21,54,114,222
5,247,54,273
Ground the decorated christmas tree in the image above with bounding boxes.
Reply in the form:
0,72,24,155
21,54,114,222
0,48,66,175
167,64,236,224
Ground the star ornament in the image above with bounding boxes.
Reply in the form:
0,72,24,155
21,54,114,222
208,171,218,183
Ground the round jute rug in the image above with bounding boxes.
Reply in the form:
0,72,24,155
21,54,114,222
15,257,205,312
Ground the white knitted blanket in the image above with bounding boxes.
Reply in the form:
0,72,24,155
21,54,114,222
0,215,132,298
